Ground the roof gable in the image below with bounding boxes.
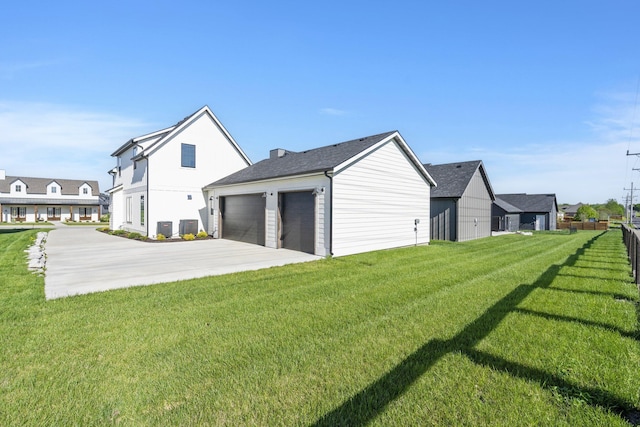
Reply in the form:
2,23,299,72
114,105,251,166
207,131,435,187
424,160,494,200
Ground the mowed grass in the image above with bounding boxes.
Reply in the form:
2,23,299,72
0,229,638,426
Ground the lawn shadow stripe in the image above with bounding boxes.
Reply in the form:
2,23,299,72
312,232,639,426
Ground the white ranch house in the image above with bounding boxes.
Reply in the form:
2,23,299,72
0,170,100,222
204,131,436,257
108,105,251,238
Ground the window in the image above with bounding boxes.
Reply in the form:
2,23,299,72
83,187,88,195
79,207,91,220
181,143,196,168
15,185,22,192
140,196,145,225
126,196,132,223
11,207,26,219
47,207,61,219
51,186,57,193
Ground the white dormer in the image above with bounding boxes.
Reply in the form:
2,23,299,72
79,183,93,197
10,179,26,195
47,181,62,197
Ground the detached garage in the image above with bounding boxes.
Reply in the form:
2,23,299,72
204,131,436,257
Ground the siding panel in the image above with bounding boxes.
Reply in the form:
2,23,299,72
332,140,431,256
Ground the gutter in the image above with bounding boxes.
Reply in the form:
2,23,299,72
324,170,333,256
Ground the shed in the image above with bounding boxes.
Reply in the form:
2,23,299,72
204,131,436,256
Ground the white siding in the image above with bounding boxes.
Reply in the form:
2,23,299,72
332,140,431,257
146,112,249,238
109,187,123,230
111,109,250,238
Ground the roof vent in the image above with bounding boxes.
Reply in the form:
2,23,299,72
270,148,287,159
456,165,462,168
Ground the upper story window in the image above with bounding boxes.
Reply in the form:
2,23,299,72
51,186,57,193
83,187,88,195
181,143,196,168
15,184,22,192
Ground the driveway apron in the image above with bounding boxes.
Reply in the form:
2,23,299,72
44,225,320,299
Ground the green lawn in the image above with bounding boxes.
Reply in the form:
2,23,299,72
0,229,638,426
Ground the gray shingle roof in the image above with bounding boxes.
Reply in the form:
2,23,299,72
0,176,99,196
493,198,523,213
208,131,398,186
423,160,494,199
496,193,557,213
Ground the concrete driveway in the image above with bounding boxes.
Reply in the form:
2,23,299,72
44,225,320,299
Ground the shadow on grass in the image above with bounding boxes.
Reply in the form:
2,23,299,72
514,307,638,340
0,229,31,235
312,232,640,426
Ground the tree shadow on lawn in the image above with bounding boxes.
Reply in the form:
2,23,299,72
312,232,640,426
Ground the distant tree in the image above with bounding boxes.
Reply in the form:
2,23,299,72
574,205,598,221
602,199,624,216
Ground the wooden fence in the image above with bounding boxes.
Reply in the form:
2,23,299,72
621,224,640,286
557,221,608,231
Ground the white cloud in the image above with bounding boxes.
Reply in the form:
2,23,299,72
0,101,150,192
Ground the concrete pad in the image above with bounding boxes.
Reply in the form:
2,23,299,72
44,225,320,299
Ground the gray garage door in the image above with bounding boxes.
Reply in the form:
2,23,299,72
280,191,315,254
221,194,265,246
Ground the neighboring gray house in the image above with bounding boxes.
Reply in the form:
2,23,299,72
495,193,558,231
492,198,522,232
204,131,436,257
423,160,495,242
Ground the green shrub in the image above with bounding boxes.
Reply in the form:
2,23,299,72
156,233,166,240
111,229,127,236
99,214,110,222
196,230,208,239
182,233,195,241
97,227,110,233
128,232,142,240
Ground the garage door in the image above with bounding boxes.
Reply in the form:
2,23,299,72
221,194,265,245
280,191,315,254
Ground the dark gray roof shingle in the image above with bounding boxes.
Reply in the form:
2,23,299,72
208,131,397,186
424,160,494,199
496,193,557,213
493,198,523,213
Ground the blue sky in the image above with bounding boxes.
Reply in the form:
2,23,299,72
1,1,639,204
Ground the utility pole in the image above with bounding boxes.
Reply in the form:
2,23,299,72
624,182,635,224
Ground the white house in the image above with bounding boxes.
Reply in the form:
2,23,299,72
0,170,100,222
108,106,251,238
204,131,436,257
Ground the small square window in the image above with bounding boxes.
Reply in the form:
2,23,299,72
187,195,192,200
51,187,57,193
83,188,88,195
15,185,21,192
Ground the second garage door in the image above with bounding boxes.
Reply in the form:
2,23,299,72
280,191,315,254
221,194,265,245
